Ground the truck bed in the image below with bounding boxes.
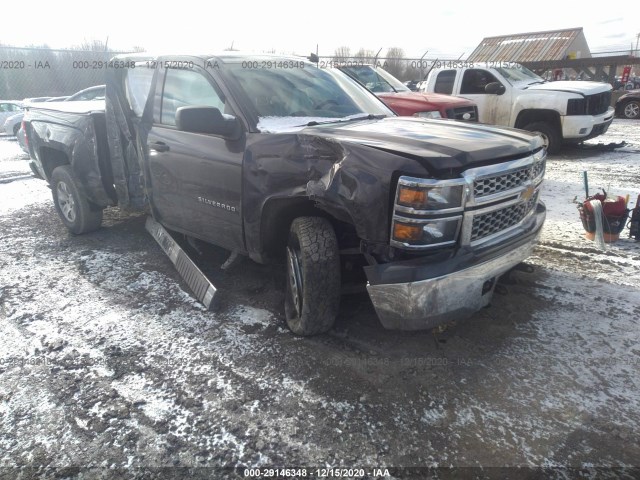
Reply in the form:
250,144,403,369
24,100,116,208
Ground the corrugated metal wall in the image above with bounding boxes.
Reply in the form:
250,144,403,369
468,28,591,62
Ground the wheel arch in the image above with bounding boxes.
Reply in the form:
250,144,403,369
514,109,562,134
38,146,70,182
259,197,356,262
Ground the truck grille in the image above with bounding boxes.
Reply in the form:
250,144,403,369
446,106,478,122
391,151,545,250
474,159,545,199
586,91,611,116
471,195,538,242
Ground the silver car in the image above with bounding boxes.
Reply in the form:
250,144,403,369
2,112,23,136
0,101,23,130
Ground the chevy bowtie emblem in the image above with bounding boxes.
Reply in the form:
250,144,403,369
521,185,535,201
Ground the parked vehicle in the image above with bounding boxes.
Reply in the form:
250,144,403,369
338,65,478,121
3,97,69,135
2,112,23,136
22,97,52,103
613,76,640,91
420,63,614,153
23,53,546,335
0,101,23,128
404,80,420,91
65,85,105,102
615,89,640,119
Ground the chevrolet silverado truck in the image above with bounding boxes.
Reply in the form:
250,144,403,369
420,63,614,153
23,53,546,335
337,64,479,121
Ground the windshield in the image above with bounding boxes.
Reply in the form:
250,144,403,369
339,65,410,93
224,63,393,129
496,66,544,85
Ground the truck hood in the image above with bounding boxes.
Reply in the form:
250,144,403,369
306,116,542,174
525,81,611,96
377,91,475,107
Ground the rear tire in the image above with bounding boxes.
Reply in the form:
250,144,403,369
51,165,103,234
284,217,341,336
12,124,20,136
522,121,561,154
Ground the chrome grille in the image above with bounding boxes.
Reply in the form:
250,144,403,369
586,91,611,116
474,160,545,199
471,195,538,242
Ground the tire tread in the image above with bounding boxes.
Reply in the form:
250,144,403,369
286,217,340,336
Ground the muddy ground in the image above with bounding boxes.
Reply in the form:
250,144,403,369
1,121,640,479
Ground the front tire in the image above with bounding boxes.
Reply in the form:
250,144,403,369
284,217,341,336
522,121,561,154
621,100,640,119
51,165,103,234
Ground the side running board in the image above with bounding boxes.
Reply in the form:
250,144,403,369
145,216,217,309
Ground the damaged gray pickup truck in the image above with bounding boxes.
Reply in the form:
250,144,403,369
23,53,546,335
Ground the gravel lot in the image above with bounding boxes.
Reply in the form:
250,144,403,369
1,121,640,479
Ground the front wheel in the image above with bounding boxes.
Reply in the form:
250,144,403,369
522,121,561,154
284,217,341,336
621,100,640,119
51,165,103,234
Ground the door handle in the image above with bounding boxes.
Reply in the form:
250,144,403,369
149,142,169,152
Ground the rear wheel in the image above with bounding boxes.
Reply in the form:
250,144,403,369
622,100,640,119
284,217,341,336
12,124,20,136
51,165,103,234
522,121,561,154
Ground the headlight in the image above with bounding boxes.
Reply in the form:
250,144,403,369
392,217,462,247
396,179,465,212
414,111,442,119
391,177,467,249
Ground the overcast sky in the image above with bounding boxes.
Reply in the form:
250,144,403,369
2,0,638,57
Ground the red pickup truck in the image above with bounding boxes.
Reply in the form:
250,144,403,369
338,64,478,121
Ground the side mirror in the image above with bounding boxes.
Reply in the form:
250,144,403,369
176,106,240,139
485,82,506,95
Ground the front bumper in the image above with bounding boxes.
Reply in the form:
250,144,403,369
365,202,545,330
562,107,614,139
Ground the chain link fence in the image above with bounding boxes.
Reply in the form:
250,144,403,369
0,46,133,100
2,46,638,101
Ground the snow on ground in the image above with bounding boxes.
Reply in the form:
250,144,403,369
1,121,640,475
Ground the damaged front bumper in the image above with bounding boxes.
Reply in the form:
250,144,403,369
365,202,546,330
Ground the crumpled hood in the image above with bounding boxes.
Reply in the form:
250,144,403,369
526,81,611,96
304,116,542,174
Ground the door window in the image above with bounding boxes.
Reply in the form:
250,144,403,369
434,70,456,94
161,68,226,126
460,69,500,94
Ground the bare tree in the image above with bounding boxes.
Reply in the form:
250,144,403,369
354,48,375,62
73,39,109,52
384,47,405,80
333,46,352,63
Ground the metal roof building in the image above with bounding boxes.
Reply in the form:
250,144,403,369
468,28,591,62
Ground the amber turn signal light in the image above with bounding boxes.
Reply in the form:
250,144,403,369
393,222,422,241
398,186,428,208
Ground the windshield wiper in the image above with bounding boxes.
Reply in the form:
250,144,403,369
523,80,547,89
302,114,386,127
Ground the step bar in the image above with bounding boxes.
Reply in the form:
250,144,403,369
145,216,216,309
